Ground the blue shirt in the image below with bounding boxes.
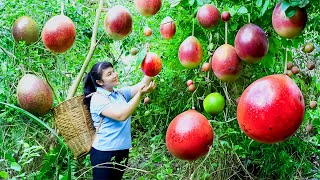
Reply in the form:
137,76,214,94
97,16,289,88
90,87,132,151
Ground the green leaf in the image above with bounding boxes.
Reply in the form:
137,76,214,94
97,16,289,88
237,6,248,14
280,1,291,12
260,52,275,68
10,162,21,172
0,171,8,179
228,7,237,16
285,6,296,18
259,0,269,17
168,0,181,7
256,0,263,7
196,0,210,5
298,0,309,8
189,0,195,6
135,47,147,66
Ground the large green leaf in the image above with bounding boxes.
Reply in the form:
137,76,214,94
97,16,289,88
10,162,21,172
237,6,248,14
0,171,8,179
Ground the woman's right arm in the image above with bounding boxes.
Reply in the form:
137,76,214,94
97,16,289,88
100,81,155,121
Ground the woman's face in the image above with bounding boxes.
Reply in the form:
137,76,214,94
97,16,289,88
96,67,119,88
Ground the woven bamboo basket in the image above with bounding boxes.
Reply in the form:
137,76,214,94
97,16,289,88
53,95,95,158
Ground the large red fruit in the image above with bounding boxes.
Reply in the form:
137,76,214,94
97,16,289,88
160,16,176,40
104,5,132,40
178,36,203,69
166,110,213,161
42,15,76,53
237,74,305,144
234,23,268,64
12,16,39,45
212,44,242,82
196,4,220,29
272,1,307,39
16,74,53,116
141,52,162,77
134,0,162,17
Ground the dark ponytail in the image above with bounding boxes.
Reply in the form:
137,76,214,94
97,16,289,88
83,61,113,109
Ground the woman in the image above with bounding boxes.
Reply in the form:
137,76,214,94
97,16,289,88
83,61,155,180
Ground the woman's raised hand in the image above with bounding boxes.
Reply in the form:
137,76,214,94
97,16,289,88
140,81,156,95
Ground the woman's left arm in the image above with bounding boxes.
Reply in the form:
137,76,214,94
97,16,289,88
130,75,153,98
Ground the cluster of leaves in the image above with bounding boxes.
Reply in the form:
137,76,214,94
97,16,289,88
0,0,319,179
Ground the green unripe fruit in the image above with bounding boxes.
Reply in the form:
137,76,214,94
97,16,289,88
203,92,225,115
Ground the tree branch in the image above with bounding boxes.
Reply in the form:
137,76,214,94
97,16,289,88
66,0,104,99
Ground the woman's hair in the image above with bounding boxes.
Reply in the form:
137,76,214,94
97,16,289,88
83,61,113,109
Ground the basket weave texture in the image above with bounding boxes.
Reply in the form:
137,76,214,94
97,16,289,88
53,95,95,158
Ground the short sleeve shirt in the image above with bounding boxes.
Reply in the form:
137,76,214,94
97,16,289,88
90,87,132,151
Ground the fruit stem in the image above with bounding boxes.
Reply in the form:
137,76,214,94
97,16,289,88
188,161,194,180
192,18,195,36
40,65,62,104
222,82,231,105
284,47,288,74
19,64,26,75
61,1,64,15
66,0,104,99
225,22,228,44
248,13,250,23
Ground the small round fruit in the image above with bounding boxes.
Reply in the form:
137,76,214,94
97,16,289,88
196,4,220,29
42,15,76,53
306,124,314,134
186,80,193,86
134,0,162,17
165,110,214,161
202,62,210,72
140,52,162,77
144,97,151,104
291,66,300,74
160,16,176,39
221,11,231,22
286,70,293,77
144,110,151,116
12,16,39,45
203,92,225,115
306,62,315,70
130,47,139,55
104,5,132,40
287,62,294,70
304,43,314,53
309,101,317,109
188,84,196,92
144,27,152,36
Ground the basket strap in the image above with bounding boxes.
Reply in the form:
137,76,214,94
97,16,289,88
91,117,103,149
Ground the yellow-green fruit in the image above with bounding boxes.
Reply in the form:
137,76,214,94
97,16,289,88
203,92,225,115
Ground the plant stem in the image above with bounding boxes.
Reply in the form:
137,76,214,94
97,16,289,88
61,1,64,15
66,0,104,99
192,18,195,36
0,45,16,60
225,22,228,44
284,48,288,74
248,13,250,23
40,65,62,104
190,147,212,179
